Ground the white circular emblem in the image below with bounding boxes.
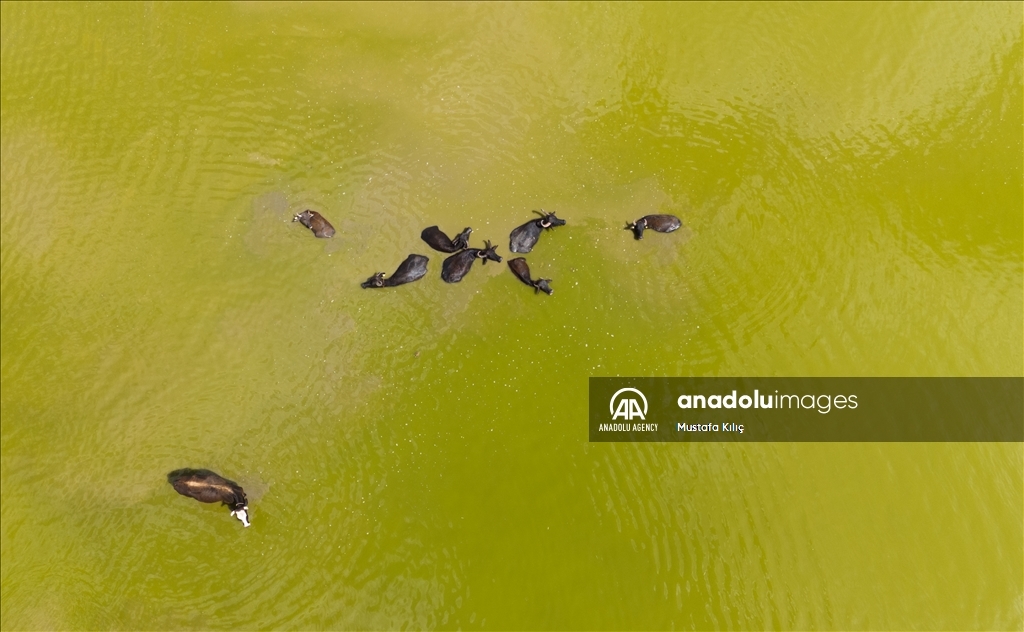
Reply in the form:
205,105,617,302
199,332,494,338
609,388,648,416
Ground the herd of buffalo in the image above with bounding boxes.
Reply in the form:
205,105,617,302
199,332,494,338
299,207,681,294
354,210,565,291
168,207,680,525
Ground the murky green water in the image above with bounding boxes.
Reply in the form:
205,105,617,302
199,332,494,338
2,3,1022,630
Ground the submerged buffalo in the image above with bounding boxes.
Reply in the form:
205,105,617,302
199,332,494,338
508,257,553,295
421,226,472,253
361,254,429,289
625,214,681,240
509,210,566,254
441,240,502,283
167,468,250,527
293,210,336,238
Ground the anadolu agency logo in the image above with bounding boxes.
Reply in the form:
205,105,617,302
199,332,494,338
598,387,658,433
610,388,648,421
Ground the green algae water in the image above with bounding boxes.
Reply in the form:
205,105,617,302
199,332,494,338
2,2,1022,629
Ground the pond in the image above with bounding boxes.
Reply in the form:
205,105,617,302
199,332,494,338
1,3,1021,629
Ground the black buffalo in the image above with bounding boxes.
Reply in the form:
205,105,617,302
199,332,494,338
441,241,502,283
421,226,472,253
361,254,429,289
508,257,553,295
509,210,566,253
625,214,681,240
293,210,336,238
167,468,250,527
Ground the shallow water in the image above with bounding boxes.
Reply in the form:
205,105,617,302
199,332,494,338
1,3,1022,630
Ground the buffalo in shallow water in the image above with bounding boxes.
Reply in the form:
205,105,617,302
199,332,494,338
292,210,335,238
361,254,429,289
167,468,250,527
421,225,472,253
625,214,681,240
508,257,553,295
509,210,566,254
441,241,502,283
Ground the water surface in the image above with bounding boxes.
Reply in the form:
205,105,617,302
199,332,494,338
1,3,1022,629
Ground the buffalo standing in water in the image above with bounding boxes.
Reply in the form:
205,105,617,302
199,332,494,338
441,241,502,283
509,210,566,254
167,468,250,527
508,257,553,295
361,254,429,289
625,214,681,240
421,226,472,253
292,210,336,238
